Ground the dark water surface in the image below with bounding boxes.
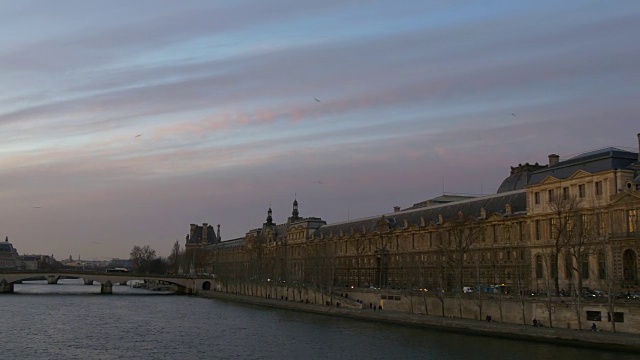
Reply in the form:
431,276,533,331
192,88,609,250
1,279,636,359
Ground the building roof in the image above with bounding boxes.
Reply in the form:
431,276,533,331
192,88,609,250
406,194,477,210
313,190,526,238
528,147,638,185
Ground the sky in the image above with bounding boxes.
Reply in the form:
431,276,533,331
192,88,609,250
1,1,639,260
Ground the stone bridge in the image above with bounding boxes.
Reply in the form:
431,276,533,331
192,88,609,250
0,270,214,294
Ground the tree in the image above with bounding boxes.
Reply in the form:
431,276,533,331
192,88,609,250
563,211,597,330
130,245,158,273
168,240,182,275
148,257,169,274
548,194,581,296
438,213,483,294
594,230,620,332
347,234,368,288
540,254,556,328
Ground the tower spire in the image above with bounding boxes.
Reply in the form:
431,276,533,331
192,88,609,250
292,196,299,220
266,207,273,225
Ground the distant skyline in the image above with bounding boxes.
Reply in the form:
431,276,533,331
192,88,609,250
1,1,638,260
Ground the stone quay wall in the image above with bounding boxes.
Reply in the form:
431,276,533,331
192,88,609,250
209,280,640,335
199,289,640,354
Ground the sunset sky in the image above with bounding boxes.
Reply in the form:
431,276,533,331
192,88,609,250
1,1,638,260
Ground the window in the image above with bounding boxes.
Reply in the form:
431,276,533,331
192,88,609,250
550,218,557,239
535,220,541,241
562,187,570,200
535,255,543,279
551,256,557,279
548,189,555,202
596,212,605,236
586,311,602,321
493,224,498,243
519,222,525,242
565,253,572,279
581,214,589,236
598,251,606,279
608,312,624,323
582,259,589,279
627,209,637,233
578,184,586,198
534,192,540,205
595,181,603,196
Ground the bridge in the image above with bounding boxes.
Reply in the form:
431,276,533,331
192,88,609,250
0,270,213,294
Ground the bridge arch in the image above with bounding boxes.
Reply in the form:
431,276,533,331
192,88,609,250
202,281,211,290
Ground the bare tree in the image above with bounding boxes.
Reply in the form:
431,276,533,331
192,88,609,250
470,248,485,321
130,245,157,273
438,213,483,294
563,211,598,330
540,253,556,328
548,194,581,296
347,234,368,288
594,232,620,332
168,240,182,275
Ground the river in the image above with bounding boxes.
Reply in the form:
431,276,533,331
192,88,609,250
1,279,635,359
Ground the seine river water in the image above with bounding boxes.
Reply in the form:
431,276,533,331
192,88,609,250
1,279,636,360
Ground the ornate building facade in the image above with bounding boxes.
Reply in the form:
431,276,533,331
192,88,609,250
192,134,640,296
0,237,19,269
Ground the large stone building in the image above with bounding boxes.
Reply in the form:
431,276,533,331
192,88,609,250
191,133,640,297
0,237,19,269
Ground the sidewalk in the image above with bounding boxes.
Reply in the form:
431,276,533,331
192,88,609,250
198,290,640,353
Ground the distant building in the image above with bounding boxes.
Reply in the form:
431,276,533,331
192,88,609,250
0,236,19,269
185,223,221,251
18,254,56,270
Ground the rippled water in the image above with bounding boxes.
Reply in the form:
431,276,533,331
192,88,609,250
1,279,636,359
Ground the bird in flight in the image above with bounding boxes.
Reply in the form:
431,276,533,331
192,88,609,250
511,113,516,116
33,206,41,209
135,134,142,138
314,97,321,103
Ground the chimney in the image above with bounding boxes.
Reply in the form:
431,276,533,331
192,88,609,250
548,154,559,167
393,206,401,213
201,223,208,244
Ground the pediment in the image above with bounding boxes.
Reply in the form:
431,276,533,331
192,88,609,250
610,191,640,206
567,169,593,180
539,175,561,184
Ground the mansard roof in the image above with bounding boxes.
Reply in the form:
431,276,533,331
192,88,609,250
528,147,637,186
312,190,526,238
207,237,244,250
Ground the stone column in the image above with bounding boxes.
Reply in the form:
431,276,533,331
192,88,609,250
83,278,94,285
101,280,113,294
0,279,14,293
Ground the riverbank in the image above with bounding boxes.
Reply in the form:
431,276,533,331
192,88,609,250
198,290,640,353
